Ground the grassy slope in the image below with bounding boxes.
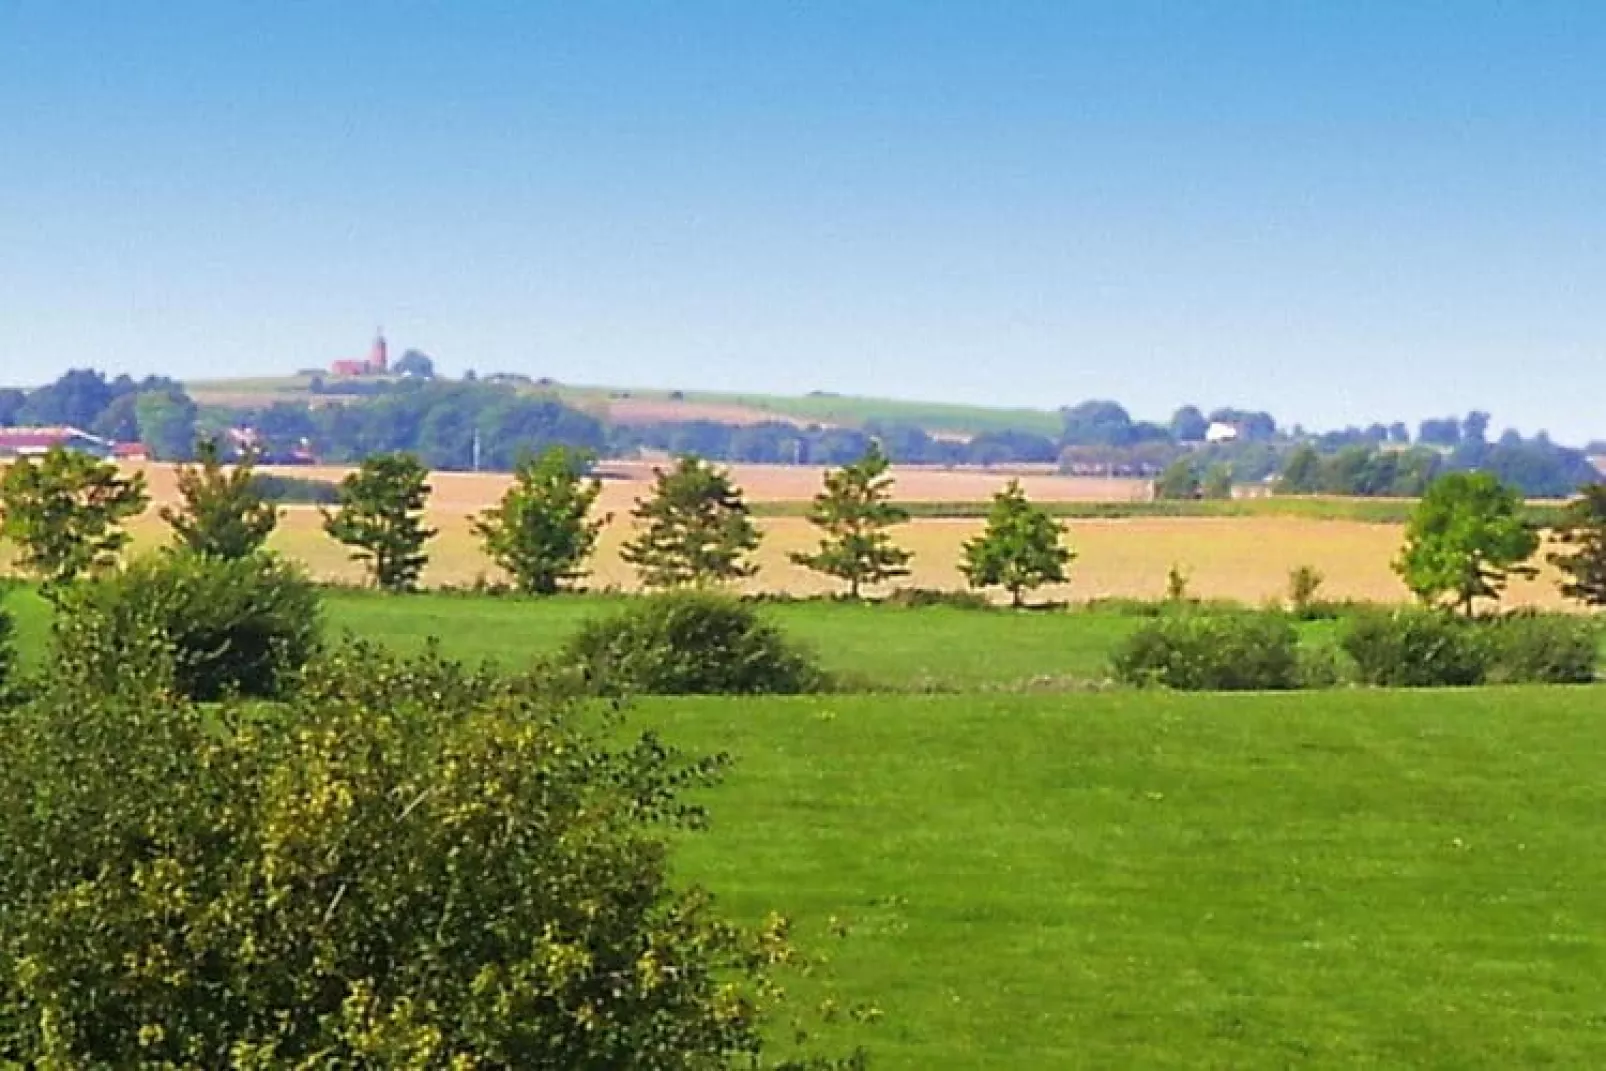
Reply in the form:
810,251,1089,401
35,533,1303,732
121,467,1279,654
650,689,1606,1068
597,386,1064,438
185,374,1065,438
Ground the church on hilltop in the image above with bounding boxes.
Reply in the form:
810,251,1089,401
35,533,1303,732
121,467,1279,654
330,329,389,376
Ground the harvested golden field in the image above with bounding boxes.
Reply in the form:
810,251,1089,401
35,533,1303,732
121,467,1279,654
100,509,1566,608
7,461,1575,607
134,460,1148,511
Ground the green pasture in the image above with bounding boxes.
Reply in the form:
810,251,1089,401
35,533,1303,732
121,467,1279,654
7,583,1606,1066
7,588,1140,690
648,688,1606,1068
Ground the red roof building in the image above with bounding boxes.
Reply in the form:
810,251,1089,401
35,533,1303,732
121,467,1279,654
330,329,389,376
0,426,116,459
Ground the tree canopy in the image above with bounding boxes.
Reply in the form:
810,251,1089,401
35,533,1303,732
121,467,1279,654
1395,471,1539,615
621,457,760,588
790,444,912,598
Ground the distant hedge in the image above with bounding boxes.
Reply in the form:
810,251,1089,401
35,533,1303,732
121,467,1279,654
251,473,341,505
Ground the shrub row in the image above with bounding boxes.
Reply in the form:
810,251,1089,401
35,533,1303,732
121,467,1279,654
1112,607,1600,691
1342,608,1598,688
36,557,828,700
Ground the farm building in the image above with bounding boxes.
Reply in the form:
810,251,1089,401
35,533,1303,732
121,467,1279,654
0,426,118,460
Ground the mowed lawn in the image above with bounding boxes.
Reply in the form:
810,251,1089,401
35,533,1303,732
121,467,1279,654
5,588,1139,689
644,689,1606,1069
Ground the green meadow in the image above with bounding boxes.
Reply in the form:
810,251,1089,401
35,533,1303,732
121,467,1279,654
8,588,1606,1066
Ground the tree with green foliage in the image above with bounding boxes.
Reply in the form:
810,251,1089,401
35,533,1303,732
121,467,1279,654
790,443,912,598
1395,471,1539,615
1200,463,1234,500
159,438,279,558
1152,458,1200,500
621,456,760,588
134,388,198,460
0,637,870,1067
1549,482,1606,607
321,452,436,591
0,446,148,593
959,479,1074,607
471,446,607,594
1277,444,1323,493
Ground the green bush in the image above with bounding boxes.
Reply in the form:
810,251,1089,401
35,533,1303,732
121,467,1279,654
1338,609,1486,687
53,550,322,700
1110,611,1301,691
1481,612,1599,684
0,640,865,1067
0,592,14,705
564,590,827,695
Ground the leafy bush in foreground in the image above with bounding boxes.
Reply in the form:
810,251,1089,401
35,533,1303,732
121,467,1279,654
0,591,14,705
565,590,827,695
1110,611,1301,691
53,550,322,700
1481,612,1599,685
1339,609,1486,687
0,640,866,1067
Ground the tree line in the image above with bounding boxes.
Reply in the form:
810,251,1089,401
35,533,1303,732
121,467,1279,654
0,441,1077,607
4,369,1601,498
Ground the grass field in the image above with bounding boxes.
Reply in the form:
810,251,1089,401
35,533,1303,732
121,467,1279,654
8,581,1606,1066
643,688,1606,1068
4,589,1145,689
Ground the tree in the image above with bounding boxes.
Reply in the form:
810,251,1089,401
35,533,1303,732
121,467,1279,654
393,348,437,377
160,437,280,558
621,456,760,588
1169,405,1209,443
1059,400,1135,447
0,639,869,1067
1395,471,1539,615
1549,482,1606,607
959,479,1074,607
471,446,607,594
1152,458,1200,500
0,446,148,592
322,452,436,591
1277,444,1323,494
790,443,912,598
1200,463,1233,500
134,388,198,460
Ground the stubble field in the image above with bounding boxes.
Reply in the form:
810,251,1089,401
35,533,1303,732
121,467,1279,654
94,460,1575,607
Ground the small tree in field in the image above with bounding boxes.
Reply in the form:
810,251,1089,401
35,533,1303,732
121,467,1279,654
1549,482,1606,608
960,480,1073,607
160,438,279,559
322,452,436,591
472,446,607,594
790,443,912,598
1396,470,1538,615
1152,458,1200,500
621,456,760,588
0,446,148,593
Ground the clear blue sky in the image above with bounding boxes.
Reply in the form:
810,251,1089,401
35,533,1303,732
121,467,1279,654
2,2,1603,439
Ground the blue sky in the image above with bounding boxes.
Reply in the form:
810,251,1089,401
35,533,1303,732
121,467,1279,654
2,2,1603,439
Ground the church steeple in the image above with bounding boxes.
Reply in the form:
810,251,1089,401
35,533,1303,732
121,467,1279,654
370,327,388,373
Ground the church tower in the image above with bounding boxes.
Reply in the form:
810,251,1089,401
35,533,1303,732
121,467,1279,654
369,328,389,373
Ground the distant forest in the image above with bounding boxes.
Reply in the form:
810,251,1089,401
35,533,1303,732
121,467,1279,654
1,368,1600,499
